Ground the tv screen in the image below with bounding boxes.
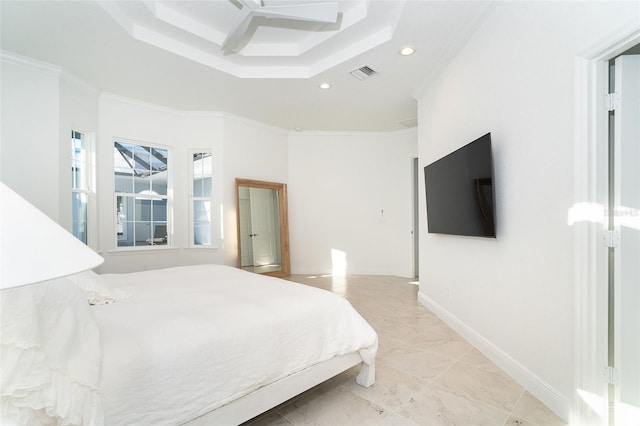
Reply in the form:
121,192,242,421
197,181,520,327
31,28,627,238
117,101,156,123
424,132,496,238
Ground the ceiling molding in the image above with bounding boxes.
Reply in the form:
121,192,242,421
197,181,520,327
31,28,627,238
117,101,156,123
0,0,504,131
411,1,499,101
0,49,62,76
96,0,405,79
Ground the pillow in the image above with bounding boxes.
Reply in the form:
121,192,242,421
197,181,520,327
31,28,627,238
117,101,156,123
67,270,130,305
0,277,104,425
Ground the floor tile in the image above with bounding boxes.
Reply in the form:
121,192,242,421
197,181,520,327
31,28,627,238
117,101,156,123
431,356,524,412
339,363,427,411
511,391,566,426
271,274,567,426
377,346,454,382
246,411,294,426
394,382,511,426
504,415,536,426
277,385,395,425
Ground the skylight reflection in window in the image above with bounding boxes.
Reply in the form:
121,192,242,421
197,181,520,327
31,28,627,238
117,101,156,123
114,142,167,178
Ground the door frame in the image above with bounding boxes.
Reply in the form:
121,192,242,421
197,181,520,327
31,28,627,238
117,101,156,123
573,20,640,425
412,156,420,279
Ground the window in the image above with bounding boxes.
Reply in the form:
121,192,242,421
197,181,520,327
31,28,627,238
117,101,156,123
191,152,212,246
114,141,169,247
71,130,90,244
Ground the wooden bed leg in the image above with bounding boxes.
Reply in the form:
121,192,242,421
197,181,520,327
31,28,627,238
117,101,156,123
355,361,375,388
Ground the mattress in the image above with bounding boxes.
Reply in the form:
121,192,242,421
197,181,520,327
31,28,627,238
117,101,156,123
91,264,377,425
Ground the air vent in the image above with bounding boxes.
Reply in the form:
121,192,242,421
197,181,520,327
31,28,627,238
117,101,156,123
400,118,418,128
349,65,378,80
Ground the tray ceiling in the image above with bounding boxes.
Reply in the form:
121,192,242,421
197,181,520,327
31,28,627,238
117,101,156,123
0,0,498,131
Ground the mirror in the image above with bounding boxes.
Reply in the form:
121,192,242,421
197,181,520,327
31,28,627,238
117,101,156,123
235,178,290,277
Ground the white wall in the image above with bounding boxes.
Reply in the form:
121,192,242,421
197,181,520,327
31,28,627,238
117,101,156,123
96,97,289,272
1,54,60,220
416,1,639,421
58,73,100,241
0,52,413,278
97,95,228,272
289,130,418,277
0,52,288,274
221,115,289,267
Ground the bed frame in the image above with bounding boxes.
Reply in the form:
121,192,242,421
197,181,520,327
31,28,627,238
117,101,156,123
182,354,375,425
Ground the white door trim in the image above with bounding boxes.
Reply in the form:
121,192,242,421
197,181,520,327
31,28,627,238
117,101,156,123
573,18,640,426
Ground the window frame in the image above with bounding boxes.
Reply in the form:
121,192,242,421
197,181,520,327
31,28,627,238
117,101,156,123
113,138,172,250
71,129,95,246
189,149,214,248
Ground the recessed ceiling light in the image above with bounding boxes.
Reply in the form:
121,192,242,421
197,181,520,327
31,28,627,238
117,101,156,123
319,82,331,89
400,47,415,56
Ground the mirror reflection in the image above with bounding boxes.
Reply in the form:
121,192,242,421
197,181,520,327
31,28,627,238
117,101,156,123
235,179,290,276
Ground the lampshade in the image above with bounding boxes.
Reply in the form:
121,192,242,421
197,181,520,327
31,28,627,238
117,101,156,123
0,182,104,289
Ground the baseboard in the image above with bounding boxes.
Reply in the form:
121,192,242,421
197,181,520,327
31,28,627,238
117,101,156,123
417,292,569,423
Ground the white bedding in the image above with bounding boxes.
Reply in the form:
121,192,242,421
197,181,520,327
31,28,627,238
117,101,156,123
0,278,103,426
92,264,377,425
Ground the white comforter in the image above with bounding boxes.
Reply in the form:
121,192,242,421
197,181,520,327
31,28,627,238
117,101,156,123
92,264,377,425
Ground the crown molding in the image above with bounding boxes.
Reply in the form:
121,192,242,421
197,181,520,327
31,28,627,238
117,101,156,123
60,70,100,97
411,1,499,101
0,50,62,76
289,126,418,137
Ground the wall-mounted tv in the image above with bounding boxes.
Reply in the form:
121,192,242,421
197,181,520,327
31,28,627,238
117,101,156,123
424,132,496,238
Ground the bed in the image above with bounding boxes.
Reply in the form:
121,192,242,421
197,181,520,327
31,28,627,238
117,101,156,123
0,264,377,426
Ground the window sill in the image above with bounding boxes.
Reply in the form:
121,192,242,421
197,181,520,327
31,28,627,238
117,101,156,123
103,245,219,255
105,246,180,255
185,245,219,251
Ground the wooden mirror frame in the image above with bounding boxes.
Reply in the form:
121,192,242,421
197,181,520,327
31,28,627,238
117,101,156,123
235,178,290,277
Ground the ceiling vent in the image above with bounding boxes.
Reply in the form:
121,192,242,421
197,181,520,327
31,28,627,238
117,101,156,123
349,65,378,80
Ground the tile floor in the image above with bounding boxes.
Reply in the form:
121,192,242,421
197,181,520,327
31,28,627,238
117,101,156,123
245,274,566,426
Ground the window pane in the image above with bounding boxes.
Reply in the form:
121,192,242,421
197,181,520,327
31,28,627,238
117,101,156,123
117,222,134,247
134,145,151,193
134,175,151,194
133,145,151,174
153,199,167,221
194,200,211,245
71,192,87,244
135,222,152,245
150,222,168,245
149,148,169,195
150,170,168,196
194,223,211,245
114,142,135,193
115,173,134,194
135,198,152,221
191,152,212,246
194,176,212,197
71,131,89,191
72,159,80,189
115,141,170,248
71,130,90,245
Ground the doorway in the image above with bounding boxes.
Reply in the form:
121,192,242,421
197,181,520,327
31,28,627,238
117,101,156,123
607,48,640,423
412,157,420,279
574,37,640,425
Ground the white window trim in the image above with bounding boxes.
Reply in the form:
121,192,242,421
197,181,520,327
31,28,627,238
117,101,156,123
71,128,97,249
112,138,173,250
189,149,214,248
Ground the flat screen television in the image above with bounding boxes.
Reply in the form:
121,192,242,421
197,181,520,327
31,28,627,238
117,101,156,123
424,132,496,238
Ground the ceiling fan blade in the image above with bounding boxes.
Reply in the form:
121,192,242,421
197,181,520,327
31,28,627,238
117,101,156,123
238,0,260,12
221,8,254,51
256,2,338,23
